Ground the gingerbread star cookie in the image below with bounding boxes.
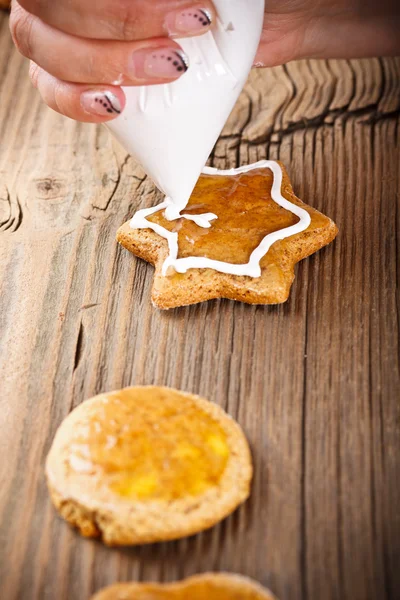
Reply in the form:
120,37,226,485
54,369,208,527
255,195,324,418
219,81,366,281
117,160,338,309
91,573,277,600
46,386,252,546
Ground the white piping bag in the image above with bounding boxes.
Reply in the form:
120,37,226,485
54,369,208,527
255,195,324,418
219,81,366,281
107,0,265,220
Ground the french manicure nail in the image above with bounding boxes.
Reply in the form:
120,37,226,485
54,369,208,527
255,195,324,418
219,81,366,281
81,91,122,116
130,47,189,80
165,7,213,36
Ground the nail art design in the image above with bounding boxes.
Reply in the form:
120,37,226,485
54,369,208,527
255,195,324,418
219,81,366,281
179,8,212,27
166,7,213,35
81,91,122,117
94,92,121,114
133,48,189,79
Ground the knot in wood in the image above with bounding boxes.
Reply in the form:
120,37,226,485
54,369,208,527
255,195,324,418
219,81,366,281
34,177,66,201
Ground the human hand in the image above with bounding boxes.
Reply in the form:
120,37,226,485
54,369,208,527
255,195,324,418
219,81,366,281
9,0,215,122
10,1,400,125
256,0,400,67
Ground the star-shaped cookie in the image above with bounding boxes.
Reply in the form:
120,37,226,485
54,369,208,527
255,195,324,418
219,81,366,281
117,161,338,309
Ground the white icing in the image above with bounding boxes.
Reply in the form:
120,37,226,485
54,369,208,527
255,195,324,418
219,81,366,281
106,0,265,214
129,160,312,278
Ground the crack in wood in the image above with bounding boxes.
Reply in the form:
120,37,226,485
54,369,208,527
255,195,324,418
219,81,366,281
79,303,100,311
73,322,84,373
0,186,22,233
88,153,140,215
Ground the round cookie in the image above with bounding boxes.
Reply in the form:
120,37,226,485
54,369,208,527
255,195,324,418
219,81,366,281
46,386,252,546
91,573,277,600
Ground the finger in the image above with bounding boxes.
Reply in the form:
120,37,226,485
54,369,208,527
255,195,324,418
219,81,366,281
29,63,126,123
11,5,190,86
16,0,216,41
252,19,306,68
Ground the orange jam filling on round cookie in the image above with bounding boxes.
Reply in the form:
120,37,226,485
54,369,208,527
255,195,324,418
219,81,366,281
109,580,265,599
66,389,230,501
148,169,307,266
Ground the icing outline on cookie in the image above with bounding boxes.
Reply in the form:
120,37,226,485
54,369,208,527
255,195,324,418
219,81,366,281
129,160,311,278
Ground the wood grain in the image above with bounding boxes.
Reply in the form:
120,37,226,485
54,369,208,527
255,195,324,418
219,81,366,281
0,13,399,600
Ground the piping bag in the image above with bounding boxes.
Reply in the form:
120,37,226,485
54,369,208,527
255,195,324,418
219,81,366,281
107,0,265,221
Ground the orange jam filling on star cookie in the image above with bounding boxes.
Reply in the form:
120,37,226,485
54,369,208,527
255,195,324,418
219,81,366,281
148,169,305,266
65,388,230,501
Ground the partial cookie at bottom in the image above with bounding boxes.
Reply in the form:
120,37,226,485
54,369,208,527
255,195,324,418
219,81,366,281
91,572,278,600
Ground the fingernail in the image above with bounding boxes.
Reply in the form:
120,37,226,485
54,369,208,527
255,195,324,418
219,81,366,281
81,91,122,117
130,47,189,80
165,7,213,36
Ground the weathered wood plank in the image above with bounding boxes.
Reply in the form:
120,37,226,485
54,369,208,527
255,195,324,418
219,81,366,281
0,13,399,600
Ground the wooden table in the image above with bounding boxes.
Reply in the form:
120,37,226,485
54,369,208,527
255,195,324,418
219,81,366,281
1,13,399,600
